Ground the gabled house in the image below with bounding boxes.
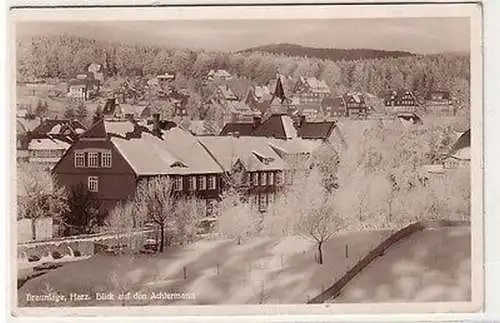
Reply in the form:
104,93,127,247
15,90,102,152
87,63,105,84
293,76,331,106
16,118,41,162
219,113,345,150
67,72,100,101
384,90,418,114
207,69,233,81
343,93,369,118
266,75,298,115
245,85,272,110
102,98,152,121
426,90,452,104
425,90,455,115
321,97,347,118
207,84,258,123
52,116,225,215
198,134,323,212
291,105,324,122
226,101,260,123
321,93,370,119
250,113,299,140
443,129,470,169
18,119,87,168
156,72,176,87
199,136,287,212
210,84,239,103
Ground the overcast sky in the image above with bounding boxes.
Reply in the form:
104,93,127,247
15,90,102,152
16,17,470,54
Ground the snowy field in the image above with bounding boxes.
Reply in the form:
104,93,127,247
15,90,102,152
330,226,471,303
18,230,391,306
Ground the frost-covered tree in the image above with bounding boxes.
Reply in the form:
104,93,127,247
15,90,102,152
216,188,261,245
17,162,68,240
134,176,176,253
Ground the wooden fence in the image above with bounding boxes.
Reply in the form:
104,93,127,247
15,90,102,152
307,220,470,304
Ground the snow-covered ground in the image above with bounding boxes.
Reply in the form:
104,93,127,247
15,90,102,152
18,230,391,306
330,226,471,303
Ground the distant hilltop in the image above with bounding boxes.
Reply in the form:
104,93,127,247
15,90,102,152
239,43,416,61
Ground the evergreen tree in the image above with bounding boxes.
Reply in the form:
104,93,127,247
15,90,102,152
92,104,103,124
75,101,88,123
63,98,83,120
34,99,49,119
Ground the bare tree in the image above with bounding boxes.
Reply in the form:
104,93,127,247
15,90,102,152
107,200,146,253
173,197,206,246
294,197,344,265
134,176,176,253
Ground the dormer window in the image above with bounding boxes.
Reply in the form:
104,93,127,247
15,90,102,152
252,151,274,165
171,161,187,168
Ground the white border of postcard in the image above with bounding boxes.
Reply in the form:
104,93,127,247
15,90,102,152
7,2,484,319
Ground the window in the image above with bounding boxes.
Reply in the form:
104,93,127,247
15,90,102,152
88,176,98,192
269,172,274,185
173,176,183,191
253,172,259,186
101,151,112,168
188,176,197,191
198,176,207,190
74,151,85,168
88,152,99,168
208,175,216,190
260,172,267,186
258,193,267,211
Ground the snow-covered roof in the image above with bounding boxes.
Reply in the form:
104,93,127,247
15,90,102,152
28,138,71,151
448,147,471,161
104,121,223,176
300,76,330,93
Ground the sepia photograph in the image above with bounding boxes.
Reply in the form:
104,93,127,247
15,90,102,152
9,3,483,317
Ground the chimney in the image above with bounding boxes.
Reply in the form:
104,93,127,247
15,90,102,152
253,115,262,129
152,113,162,137
124,115,143,139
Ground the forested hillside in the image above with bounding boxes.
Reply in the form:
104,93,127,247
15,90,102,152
16,35,470,107
239,43,415,61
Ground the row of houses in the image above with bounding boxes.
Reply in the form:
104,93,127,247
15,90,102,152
213,72,456,124
46,108,468,216
65,63,457,131
50,113,338,215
